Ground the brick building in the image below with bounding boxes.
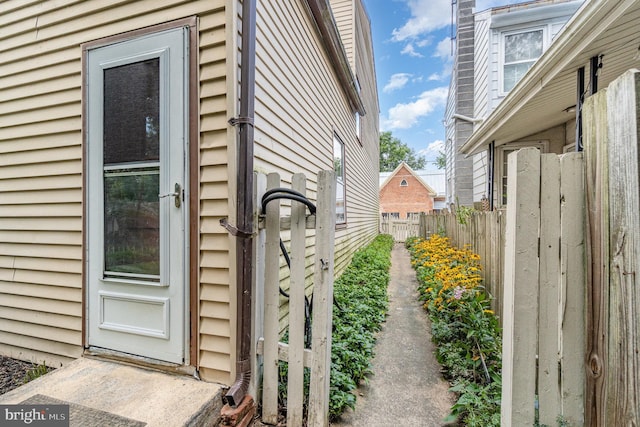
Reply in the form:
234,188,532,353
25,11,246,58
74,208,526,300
379,162,438,219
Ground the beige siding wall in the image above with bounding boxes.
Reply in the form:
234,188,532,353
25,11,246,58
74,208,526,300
253,0,378,291
330,0,354,70
1,0,379,387
0,0,233,384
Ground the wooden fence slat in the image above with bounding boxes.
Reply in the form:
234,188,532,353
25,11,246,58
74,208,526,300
559,152,586,424
251,173,267,401
287,173,307,426
605,69,640,425
583,86,609,427
262,173,282,424
308,171,336,427
538,154,561,425
501,148,541,427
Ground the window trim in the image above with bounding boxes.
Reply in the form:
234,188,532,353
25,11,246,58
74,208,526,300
498,25,548,96
333,133,347,226
400,179,408,187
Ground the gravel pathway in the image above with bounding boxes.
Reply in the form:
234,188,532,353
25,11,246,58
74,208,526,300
0,356,49,395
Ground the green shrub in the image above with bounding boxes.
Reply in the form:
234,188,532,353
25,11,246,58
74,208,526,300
329,234,394,419
274,234,394,422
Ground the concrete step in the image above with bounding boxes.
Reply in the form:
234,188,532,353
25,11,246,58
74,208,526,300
0,357,224,426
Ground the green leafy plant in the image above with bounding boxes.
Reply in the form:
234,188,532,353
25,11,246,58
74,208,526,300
23,362,51,384
454,199,475,225
329,234,394,419
274,234,394,423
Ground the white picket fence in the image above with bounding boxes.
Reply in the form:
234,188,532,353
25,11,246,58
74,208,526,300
379,217,420,242
501,148,585,426
252,171,336,426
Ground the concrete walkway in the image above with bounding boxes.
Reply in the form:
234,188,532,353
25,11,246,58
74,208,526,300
331,244,455,427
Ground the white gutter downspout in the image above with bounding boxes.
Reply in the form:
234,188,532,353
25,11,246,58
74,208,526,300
452,113,484,124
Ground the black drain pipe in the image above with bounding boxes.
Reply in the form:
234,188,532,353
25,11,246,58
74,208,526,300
224,0,256,409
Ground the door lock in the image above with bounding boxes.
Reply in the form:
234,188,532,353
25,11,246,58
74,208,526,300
159,183,182,208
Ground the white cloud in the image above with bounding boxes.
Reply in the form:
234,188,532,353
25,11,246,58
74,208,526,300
428,37,454,81
382,86,449,130
383,73,412,93
391,0,452,42
434,37,452,59
427,140,445,153
401,43,423,57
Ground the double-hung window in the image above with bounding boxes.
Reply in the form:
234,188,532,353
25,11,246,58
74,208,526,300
333,134,346,224
502,28,544,93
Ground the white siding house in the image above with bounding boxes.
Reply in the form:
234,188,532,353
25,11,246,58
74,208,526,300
446,0,582,208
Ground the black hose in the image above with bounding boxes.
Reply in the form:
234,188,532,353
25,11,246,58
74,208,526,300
262,189,316,347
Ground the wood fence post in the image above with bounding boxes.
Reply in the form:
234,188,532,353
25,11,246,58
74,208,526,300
308,171,336,427
538,154,561,425
604,69,640,425
501,148,540,427
559,152,585,424
287,173,307,426
251,173,266,401
262,173,281,424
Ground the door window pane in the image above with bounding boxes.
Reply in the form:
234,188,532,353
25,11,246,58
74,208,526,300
104,58,160,164
104,169,160,277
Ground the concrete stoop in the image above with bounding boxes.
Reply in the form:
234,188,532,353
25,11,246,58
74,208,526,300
0,357,225,426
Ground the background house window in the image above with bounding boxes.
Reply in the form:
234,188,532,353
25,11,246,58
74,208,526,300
400,179,408,187
355,77,362,142
497,141,547,207
333,134,346,224
502,28,543,92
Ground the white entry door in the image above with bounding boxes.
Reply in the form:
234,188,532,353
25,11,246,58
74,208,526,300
86,27,189,364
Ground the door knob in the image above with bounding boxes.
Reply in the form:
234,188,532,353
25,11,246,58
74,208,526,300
159,183,182,208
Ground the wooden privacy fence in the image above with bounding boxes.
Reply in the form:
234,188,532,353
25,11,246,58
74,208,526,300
379,217,420,242
582,69,640,426
418,211,505,319
500,148,585,426
252,171,336,426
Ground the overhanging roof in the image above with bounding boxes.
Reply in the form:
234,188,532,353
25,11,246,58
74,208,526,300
461,0,640,155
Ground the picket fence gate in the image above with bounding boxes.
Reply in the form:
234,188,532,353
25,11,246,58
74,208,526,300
379,217,420,242
501,148,585,426
252,171,336,427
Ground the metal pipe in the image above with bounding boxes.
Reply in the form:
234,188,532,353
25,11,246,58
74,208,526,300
224,0,256,409
576,66,585,152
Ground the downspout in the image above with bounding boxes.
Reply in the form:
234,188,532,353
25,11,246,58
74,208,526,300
224,0,256,409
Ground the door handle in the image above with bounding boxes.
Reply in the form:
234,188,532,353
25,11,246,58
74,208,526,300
159,183,182,208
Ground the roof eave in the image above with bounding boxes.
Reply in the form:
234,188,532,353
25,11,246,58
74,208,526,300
304,0,367,115
460,0,626,156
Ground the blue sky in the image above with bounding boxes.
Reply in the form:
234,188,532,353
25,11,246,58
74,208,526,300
362,0,529,165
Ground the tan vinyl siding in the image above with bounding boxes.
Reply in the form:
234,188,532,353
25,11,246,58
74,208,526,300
330,0,355,70
197,4,234,385
254,0,378,287
1,0,234,384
